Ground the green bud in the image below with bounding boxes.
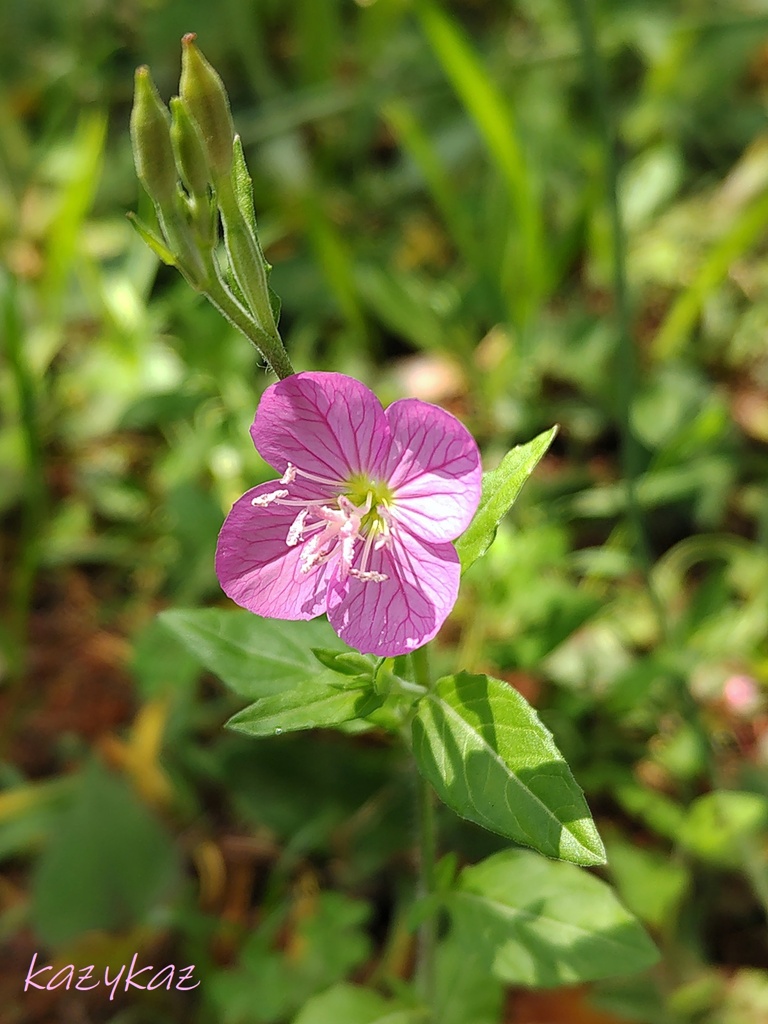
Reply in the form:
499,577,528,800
169,96,210,198
311,648,374,677
130,67,177,204
179,33,234,181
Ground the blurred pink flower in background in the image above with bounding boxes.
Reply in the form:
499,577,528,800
723,674,762,716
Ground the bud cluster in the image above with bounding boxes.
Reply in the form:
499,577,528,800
129,35,293,379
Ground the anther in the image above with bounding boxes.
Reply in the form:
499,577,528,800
350,568,388,583
252,489,288,506
286,509,308,546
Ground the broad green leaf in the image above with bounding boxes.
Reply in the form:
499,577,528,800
211,895,374,1024
435,932,504,1024
613,780,686,843
293,984,422,1024
31,761,179,945
227,682,383,738
605,832,689,930
448,850,659,988
679,791,768,868
131,617,200,699
456,427,557,573
159,608,346,699
412,672,605,866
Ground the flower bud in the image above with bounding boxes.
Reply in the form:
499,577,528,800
179,33,234,181
130,67,177,204
170,96,210,198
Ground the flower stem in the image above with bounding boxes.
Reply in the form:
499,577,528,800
411,646,437,1017
203,267,294,379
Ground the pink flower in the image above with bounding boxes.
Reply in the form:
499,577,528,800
215,372,482,657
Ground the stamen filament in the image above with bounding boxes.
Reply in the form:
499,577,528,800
254,471,393,585
282,462,346,490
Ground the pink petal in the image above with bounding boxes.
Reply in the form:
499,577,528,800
327,528,460,657
382,399,482,542
215,482,332,620
251,372,389,483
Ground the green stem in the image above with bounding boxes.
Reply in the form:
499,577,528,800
411,646,437,1017
212,177,294,378
204,266,294,379
568,0,667,639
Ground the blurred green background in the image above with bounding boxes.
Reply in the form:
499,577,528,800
2,0,768,1021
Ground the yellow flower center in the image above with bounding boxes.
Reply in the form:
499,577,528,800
345,474,394,533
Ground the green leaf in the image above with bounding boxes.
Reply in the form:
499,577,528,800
31,761,179,945
126,212,177,266
456,427,557,573
652,186,768,361
435,932,504,1024
211,895,377,1024
131,616,200,699
293,984,422,1024
312,648,377,679
232,134,281,325
0,778,75,863
227,682,383,738
232,135,259,238
448,849,659,988
679,791,768,868
159,608,346,699
605,832,690,930
412,672,605,865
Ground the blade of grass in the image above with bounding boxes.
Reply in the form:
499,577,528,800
1,274,47,746
382,99,479,274
652,187,768,361
416,0,547,326
303,191,368,341
568,0,665,634
293,0,341,86
42,111,107,319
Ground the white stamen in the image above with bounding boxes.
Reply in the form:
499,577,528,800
337,519,358,583
286,508,308,546
355,519,379,578
374,508,391,549
350,568,388,582
292,465,347,489
252,489,289,506
253,469,396,585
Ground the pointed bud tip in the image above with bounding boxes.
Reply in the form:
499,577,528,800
178,35,234,180
182,32,197,47
130,64,177,203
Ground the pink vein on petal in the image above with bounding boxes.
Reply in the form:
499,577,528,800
383,399,482,542
215,481,333,620
251,372,390,481
326,527,460,657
